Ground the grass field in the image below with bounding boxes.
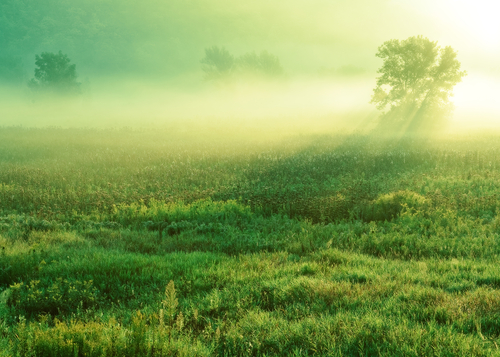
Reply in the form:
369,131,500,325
1,126,500,356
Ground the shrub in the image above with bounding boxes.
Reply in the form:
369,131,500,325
362,190,429,222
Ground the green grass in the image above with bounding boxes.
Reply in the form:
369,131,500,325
1,127,500,356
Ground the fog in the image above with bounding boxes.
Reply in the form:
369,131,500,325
0,78,375,139
1,0,499,133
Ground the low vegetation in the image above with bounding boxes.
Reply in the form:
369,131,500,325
1,127,500,356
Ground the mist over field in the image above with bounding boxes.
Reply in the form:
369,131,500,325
1,0,499,131
3,2,500,356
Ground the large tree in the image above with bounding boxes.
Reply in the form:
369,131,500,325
29,51,80,94
371,36,466,129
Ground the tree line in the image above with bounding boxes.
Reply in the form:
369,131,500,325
200,46,284,82
5,46,286,95
2,35,466,133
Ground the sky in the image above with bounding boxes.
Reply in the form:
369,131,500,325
1,0,499,129
399,0,500,126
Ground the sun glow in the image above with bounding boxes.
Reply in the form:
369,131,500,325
451,74,500,128
449,0,500,48
400,0,500,51
433,0,500,50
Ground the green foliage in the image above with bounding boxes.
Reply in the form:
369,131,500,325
372,36,466,111
11,312,210,357
162,280,178,326
2,128,500,355
371,36,466,132
111,198,253,229
2,250,500,356
7,278,99,316
363,190,429,221
29,51,80,94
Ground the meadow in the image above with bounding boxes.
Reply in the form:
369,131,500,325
1,125,500,356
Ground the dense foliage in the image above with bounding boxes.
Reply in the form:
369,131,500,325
1,127,500,356
28,51,81,94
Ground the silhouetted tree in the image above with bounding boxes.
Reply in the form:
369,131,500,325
200,46,235,81
29,51,81,94
371,36,466,132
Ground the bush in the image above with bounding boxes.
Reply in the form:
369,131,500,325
363,190,429,222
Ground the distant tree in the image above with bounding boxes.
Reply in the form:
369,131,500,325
371,36,466,130
29,51,81,94
201,46,284,83
200,46,235,81
237,51,284,78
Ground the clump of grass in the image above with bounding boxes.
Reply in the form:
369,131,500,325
362,190,429,222
111,198,253,229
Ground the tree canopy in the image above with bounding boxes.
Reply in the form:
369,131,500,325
371,36,466,130
29,51,80,94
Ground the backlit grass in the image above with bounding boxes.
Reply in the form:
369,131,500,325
1,127,500,356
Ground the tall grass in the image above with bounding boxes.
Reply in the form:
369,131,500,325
1,127,500,355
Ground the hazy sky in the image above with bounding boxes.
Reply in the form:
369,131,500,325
155,0,500,77
395,0,500,124
2,0,499,77
396,0,499,74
